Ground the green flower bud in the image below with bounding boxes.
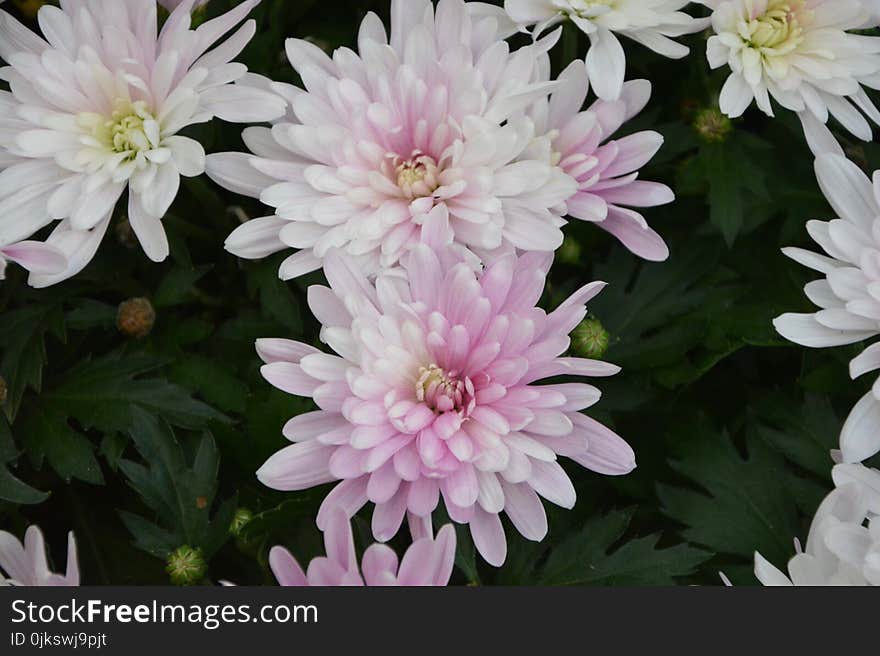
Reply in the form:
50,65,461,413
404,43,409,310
229,508,254,539
117,297,156,339
693,108,732,144
572,318,610,360
166,546,207,586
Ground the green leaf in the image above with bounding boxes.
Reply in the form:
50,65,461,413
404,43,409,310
692,138,771,246
0,417,49,504
539,508,709,585
247,261,303,332
239,496,322,543
704,144,744,245
45,351,225,433
118,410,234,559
170,356,249,414
153,265,212,308
21,407,104,485
66,299,117,331
0,303,65,421
453,525,481,586
14,350,223,487
752,393,839,479
658,430,803,566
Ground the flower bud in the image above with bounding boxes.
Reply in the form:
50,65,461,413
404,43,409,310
0,375,7,406
116,298,156,339
693,107,732,144
229,508,254,539
572,318,610,359
166,546,207,586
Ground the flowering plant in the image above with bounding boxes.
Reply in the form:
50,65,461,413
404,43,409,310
0,0,877,591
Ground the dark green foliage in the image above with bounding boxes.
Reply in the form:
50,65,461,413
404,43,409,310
118,411,236,561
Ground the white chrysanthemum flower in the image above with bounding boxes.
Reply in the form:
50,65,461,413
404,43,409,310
0,0,286,287
207,0,579,280
774,154,880,464
699,0,880,155
755,463,880,586
503,1,710,101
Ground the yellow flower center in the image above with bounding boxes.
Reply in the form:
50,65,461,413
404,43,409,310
81,99,159,161
741,0,809,52
565,0,617,17
389,151,441,200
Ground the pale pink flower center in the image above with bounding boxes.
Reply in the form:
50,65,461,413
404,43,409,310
415,364,473,414
383,151,442,200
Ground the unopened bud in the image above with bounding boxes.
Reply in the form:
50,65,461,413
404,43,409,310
166,546,207,586
116,298,155,339
230,508,254,538
693,108,732,144
572,318,610,360
0,375,7,406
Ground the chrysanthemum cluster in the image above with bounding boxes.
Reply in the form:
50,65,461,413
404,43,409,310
5,0,875,588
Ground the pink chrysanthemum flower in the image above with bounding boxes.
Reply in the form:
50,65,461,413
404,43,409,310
255,207,635,566
524,60,673,261
207,0,577,280
270,506,455,586
0,0,286,287
0,525,79,586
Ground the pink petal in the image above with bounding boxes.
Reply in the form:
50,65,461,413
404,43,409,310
257,441,336,491
269,546,309,587
469,507,507,567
